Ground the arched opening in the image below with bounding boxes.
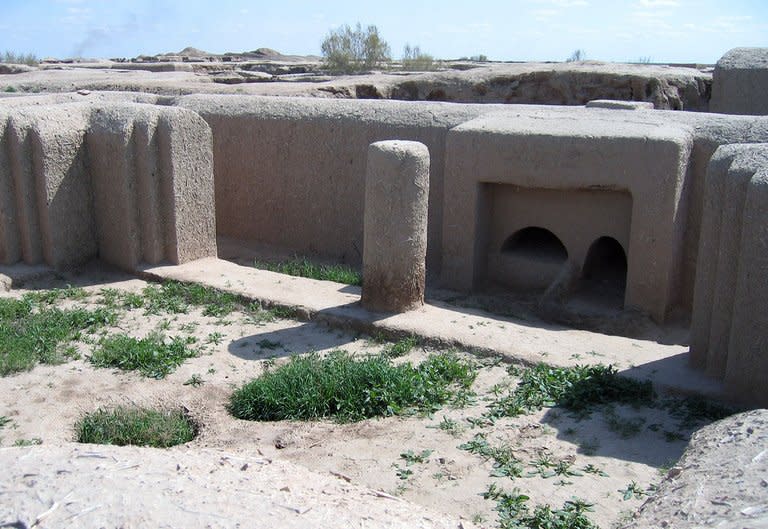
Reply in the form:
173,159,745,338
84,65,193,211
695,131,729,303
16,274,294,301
502,227,568,263
488,227,568,291
579,236,627,306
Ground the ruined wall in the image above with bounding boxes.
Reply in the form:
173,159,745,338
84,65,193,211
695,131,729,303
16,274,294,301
691,143,768,406
167,95,768,318
0,97,216,272
2,91,768,403
175,95,501,272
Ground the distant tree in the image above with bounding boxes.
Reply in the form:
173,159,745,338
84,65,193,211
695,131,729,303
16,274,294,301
321,23,391,74
1,51,38,66
402,44,436,71
566,49,586,62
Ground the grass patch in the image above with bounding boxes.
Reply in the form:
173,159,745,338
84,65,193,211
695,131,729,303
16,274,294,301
488,364,655,419
662,395,734,429
0,296,116,376
229,350,476,422
254,256,362,286
89,332,199,379
141,282,239,317
75,406,196,447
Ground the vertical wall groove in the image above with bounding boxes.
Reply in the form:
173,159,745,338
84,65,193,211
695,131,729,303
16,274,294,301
0,115,22,265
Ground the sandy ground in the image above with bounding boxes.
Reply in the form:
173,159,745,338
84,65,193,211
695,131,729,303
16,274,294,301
0,265,720,529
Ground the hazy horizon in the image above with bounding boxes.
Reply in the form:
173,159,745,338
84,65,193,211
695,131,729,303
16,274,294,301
2,0,767,64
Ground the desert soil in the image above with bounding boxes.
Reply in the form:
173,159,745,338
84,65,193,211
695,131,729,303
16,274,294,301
0,266,718,528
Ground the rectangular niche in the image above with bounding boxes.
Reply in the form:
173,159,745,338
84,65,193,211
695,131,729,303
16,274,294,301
485,184,633,292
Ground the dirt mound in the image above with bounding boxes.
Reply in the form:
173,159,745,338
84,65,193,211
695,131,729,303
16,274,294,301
621,409,768,528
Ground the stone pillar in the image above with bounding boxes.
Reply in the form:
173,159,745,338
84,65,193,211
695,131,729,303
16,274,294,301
362,141,430,313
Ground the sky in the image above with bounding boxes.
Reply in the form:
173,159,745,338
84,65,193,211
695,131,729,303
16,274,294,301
1,0,767,64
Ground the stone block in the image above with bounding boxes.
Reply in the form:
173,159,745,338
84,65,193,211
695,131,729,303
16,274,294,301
711,48,768,115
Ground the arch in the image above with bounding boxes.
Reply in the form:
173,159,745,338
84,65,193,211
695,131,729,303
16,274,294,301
582,236,627,283
501,227,568,263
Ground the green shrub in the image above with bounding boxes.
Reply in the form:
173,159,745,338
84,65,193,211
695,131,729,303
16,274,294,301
1,51,38,66
566,49,587,62
76,406,196,447
402,44,436,71
229,351,475,422
321,23,391,73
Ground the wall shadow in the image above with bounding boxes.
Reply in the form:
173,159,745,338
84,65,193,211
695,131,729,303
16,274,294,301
537,352,732,467
227,321,363,361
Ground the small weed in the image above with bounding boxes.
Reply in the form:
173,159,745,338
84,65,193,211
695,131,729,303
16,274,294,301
22,285,88,305
230,351,475,422
122,292,144,309
484,482,597,529
400,449,433,465
471,514,486,524
13,438,42,446
662,396,734,429
382,336,419,358
184,374,204,387
603,407,646,439
581,464,608,477
576,437,601,456
527,455,583,479
459,433,524,479
394,464,413,480
466,416,494,429
434,416,464,437
178,322,198,334
0,416,11,429
257,339,282,350
451,388,478,408
620,481,647,501
89,332,199,379
206,332,224,345
255,256,362,286
75,406,196,447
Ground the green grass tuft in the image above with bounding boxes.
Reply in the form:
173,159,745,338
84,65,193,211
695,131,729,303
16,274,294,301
75,406,196,447
89,332,199,378
0,297,116,376
488,364,655,419
254,257,362,286
229,351,476,422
